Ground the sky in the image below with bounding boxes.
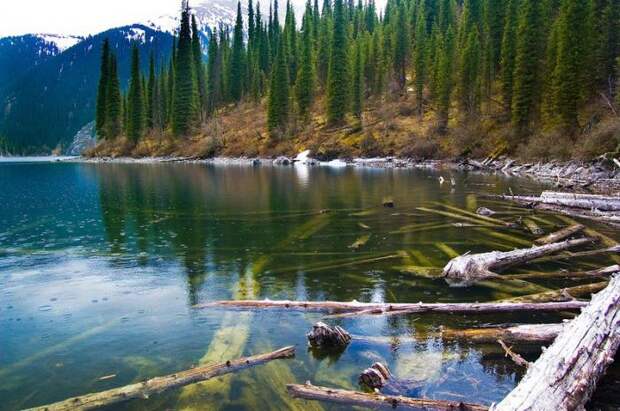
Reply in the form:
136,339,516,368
0,0,178,37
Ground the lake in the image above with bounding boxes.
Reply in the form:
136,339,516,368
1,160,618,410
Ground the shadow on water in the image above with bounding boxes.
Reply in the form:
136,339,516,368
0,162,618,410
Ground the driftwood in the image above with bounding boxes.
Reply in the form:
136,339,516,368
307,322,351,349
498,192,620,212
535,224,584,245
287,383,489,411
353,324,563,345
503,282,608,303
493,275,620,410
503,265,620,280
196,299,587,317
25,346,295,411
442,238,594,286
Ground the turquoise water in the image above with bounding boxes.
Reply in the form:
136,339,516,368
0,161,618,410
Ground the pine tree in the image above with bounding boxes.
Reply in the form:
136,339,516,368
268,38,290,136
207,27,222,114
284,1,298,84
230,1,246,102
500,0,518,113
326,0,349,125
95,39,111,139
316,2,332,87
391,2,409,91
192,15,208,119
172,5,198,136
105,54,122,139
146,53,156,129
296,1,316,120
436,26,455,132
352,37,364,119
553,0,594,132
511,0,542,133
458,29,481,117
127,45,145,142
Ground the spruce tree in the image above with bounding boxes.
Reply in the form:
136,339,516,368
296,1,316,120
316,4,332,87
230,1,246,102
413,2,426,114
207,27,222,115
95,39,111,139
391,3,409,91
172,5,198,136
458,29,481,117
268,38,290,136
192,15,208,119
511,0,542,133
500,0,518,113
105,54,122,139
436,26,455,132
146,53,156,129
326,0,349,125
127,45,145,142
352,37,364,119
284,1,298,84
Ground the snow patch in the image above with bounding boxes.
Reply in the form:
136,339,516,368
37,33,83,52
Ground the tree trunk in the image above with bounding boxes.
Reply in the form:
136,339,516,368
492,275,620,410
442,238,594,286
535,224,584,245
503,265,619,280
502,282,608,303
25,346,295,411
287,383,489,411
197,299,587,317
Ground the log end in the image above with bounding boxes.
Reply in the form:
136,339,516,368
307,322,352,349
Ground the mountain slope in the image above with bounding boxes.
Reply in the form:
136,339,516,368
0,25,174,153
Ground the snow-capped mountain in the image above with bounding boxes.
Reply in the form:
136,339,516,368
35,34,84,53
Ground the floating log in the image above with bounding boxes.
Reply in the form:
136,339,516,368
442,238,594,286
535,224,584,245
492,275,620,410
26,346,295,411
196,299,587,317
287,383,489,411
503,265,620,280
307,322,351,349
353,324,563,345
502,282,608,303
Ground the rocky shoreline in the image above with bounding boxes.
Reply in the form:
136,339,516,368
76,152,620,195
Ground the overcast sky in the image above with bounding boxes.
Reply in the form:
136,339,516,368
0,0,178,37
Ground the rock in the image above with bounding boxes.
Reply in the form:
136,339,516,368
274,156,292,166
65,122,96,156
476,207,496,216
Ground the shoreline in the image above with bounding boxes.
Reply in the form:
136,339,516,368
3,154,619,195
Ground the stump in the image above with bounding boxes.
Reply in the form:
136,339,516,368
307,322,352,349
359,362,392,390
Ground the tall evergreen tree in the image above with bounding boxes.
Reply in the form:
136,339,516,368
268,39,290,136
391,3,409,91
458,29,482,117
192,15,208,118
500,0,518,113
413,2,426,114
352,37,364,119
511,0,542,133
146,53,156,129
296,1,316,120
172,5,198,136
105,54,122,139
95,39,111,139
207,27,222,115
436,26,455,132
230,1,246,102
326,0,349,124
127,45,145,142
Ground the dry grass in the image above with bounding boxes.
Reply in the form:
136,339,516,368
86,94,620,161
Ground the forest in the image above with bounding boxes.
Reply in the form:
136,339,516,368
91,0,620,160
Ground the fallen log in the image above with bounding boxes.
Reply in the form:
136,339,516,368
353,323,563,345
196,299,588,316
25,346,295,411
442,238,595,286
494,192,620,212
523,218,544,235
287,383,489,411
526,245,620,265
492,275,620,410
535,224,584,245
358,363,424,395
503,265,620,280
502,282,608,303
498,340,530,369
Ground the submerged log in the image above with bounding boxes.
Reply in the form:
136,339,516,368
196,299,587,316
492,275,620,410
535,224,585,245
26,346,295,411
498,339,530,369
353,323,563,345
442,238,594,286
307,322,351,349
502,282,608,303
359,362,393,389
287,383,489,411
523,218,544,235
503,265,620,280
496,192,620,212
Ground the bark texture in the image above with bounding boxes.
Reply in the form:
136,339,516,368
26,346,295,411
493,275,620,411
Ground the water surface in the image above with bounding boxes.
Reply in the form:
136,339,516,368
1,161,618,410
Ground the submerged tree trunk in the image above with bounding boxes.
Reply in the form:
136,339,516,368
493,275,620,410
26,346,295,411
287,383,489,411
535,224,584,245
442,238,594,286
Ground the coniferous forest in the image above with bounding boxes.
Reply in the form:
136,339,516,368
92,0,620,160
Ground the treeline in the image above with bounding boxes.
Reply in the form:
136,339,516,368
96,0,620,146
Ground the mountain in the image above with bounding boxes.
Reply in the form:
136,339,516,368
0,25,175,153
0,34,83,95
